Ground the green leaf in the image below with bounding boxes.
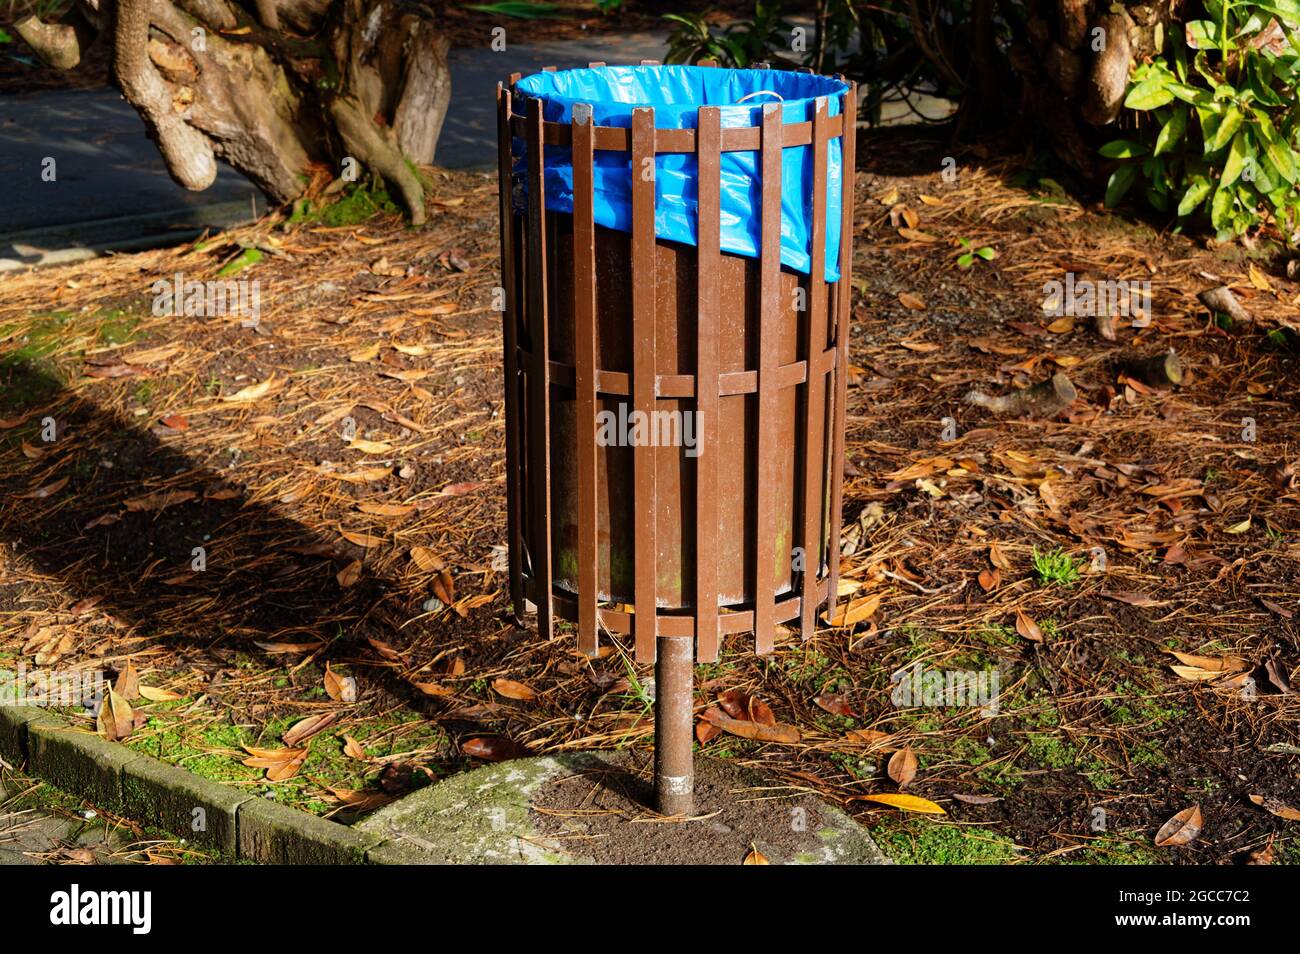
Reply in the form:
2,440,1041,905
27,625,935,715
957,253,975,269
465,2,563,18
1257,0,1300,25
1154,107,1189,156
0,28,12,44
1220,129,1251,186
1168,82,1214,107
1183,20,1220,49
1210,182,1236,230
1177,178,1214,216
1249,155,1278,192
1197,105,1224,151
1100,139,1148,158
1105,164,1140,208
1253,109,1297,183
1245,57,1284,108
1125,76,1175,110
1210,105,1243,152
216,247,263,277
1173,39,1189,82
976,246,997,261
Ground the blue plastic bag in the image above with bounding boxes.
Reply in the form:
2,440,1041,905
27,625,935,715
513,65,849,282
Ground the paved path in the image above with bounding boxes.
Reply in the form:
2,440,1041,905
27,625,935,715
0,773,125,864
436,30,671,169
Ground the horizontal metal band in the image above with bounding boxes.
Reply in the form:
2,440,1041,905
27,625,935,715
512,345,837,398
525,575,833,640
507,112,846,153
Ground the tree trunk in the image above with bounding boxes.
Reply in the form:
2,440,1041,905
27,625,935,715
19,0,451,223
1010,0,1177,179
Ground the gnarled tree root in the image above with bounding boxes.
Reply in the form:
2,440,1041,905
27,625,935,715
115,0,217,191
329,96,428,226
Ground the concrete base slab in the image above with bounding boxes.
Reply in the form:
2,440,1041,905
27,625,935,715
359,752,890,865
0,775,132,865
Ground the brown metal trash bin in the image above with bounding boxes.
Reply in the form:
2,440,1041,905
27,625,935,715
496,66,856,671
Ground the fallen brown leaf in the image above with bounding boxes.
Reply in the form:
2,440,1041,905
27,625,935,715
888,746,918,787
492,678,537,701
1015,609,1043,642
1154,805,1203,847
701,708,799,744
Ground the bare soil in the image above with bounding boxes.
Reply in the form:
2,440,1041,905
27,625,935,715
531,751,832,865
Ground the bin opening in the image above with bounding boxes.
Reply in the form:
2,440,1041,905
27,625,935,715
513,65,850,281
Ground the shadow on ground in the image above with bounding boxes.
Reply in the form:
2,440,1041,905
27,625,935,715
0,360,472,724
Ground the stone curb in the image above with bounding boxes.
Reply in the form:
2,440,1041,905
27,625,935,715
0,706,398,864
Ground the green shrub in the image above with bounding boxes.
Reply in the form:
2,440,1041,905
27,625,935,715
1103,0,1300,238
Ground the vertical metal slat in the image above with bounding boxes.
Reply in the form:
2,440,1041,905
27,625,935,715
694,106,722,664
827,82,856,622
525,95,555,641
753,102,783,655
799,96,830,641
572,102,599,656
496,82,525,621
631,106,658,663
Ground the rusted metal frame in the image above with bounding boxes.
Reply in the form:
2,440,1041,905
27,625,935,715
507,115,844,153
547,579,831,638
571,102,599,656
753,102,783,655
799,96,831,641
495,83,526,621
536,356,814,397
524,96,555,641
630,107,659,664
827,82,857,621
695,106,722,665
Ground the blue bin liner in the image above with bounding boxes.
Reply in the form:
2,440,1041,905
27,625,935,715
513,65,849,282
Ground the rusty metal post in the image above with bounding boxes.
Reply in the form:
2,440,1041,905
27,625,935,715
654,635,694,815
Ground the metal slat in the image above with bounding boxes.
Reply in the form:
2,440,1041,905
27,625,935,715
799,96,830,641
694,106,722,664
572,102,599,655
753,102,783,655
496,83,525,620
507,115,845,154
827,83,857,622
525,95,555,640
630,107,658,663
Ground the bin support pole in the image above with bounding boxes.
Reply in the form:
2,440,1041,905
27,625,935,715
654,635,694,815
